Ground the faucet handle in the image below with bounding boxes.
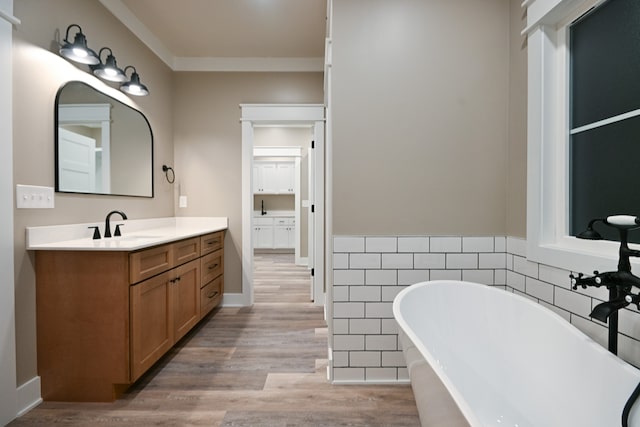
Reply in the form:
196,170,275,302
114,224,124,237
88,226,101,240
624,293,640,310
570,271,603,289
570,272,583,290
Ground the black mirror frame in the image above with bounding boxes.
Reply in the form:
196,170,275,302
54,81,154,198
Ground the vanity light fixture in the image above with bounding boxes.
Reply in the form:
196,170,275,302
120,66,149,96
92,47,127,82
59,24,100,65
59,24,150,96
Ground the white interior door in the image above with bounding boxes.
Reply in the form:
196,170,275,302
308,138,316,300
58,128,96,192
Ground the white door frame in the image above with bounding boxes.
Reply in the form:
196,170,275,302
239,104,325,307
1,1,19,423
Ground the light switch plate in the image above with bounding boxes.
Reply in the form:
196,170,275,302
179,195,188,208
16,185,55,209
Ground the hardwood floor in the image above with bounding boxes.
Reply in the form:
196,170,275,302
10,253,420,426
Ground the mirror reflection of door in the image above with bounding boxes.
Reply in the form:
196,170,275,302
58,128,97,193
57,102,111,194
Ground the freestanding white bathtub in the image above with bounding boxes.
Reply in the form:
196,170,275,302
393,280,640,427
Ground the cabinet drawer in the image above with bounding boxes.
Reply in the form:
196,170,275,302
129,245,173,284
274,217,294,226
201,249,223,285
173,237,200,266
254,217,274,226
200,276,223,318
201,231,224,255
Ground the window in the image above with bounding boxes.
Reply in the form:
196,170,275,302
525,0,640,274
569,0,640,243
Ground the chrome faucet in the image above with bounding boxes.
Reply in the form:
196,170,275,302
570,215,640,354
104,210,128,238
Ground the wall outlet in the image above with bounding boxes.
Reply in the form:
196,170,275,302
16,185,55,209
179,195,188,208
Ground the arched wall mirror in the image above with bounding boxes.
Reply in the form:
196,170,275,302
55,81,154,197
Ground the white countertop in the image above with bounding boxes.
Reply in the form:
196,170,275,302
26,217,228,251
253,210,294,218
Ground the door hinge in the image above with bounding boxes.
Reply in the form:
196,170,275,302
311,140,315,149
311,268,315,276
311,204,315,213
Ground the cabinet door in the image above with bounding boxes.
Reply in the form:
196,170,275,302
254,163,278,194
276,162,295,194
274,226,295,248
172,260,201,342
130,271,174,381
286,226,295,248
254,226,274,248
273,226,290,248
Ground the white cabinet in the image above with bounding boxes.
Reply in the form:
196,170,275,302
253,217,275,249
253,163,277,194
253,161,294,194
275,163,295,194
273,217,295,248
253,216,295,249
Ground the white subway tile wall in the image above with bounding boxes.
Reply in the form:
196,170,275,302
331,235,640,382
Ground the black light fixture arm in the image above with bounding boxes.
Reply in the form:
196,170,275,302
97,47,113,60
63,24,82,43
123,65,137,75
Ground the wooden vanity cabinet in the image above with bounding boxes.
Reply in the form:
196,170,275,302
129,258,201,381
35,230,225,402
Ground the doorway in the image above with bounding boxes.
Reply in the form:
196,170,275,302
240,104,325,307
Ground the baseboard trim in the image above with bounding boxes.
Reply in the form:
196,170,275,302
222,292,251,307
331,379,411,385
16,376,41,418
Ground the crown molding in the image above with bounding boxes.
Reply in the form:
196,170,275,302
173,57,324,72
99,0,175,68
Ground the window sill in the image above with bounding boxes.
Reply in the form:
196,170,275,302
528,236,640,275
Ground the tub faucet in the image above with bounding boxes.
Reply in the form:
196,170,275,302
104,210,128,238
590,294,640,323
570,215,640,354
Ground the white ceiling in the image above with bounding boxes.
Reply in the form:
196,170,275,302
99,0,327,72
